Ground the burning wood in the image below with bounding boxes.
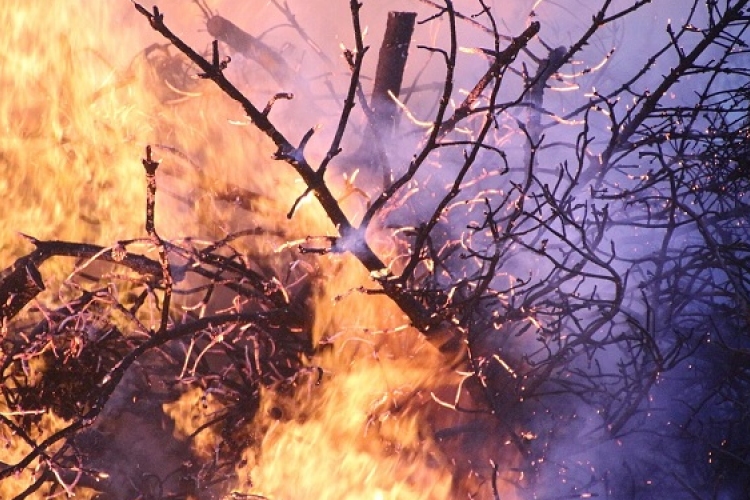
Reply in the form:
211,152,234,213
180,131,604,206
371,11,418,132
0,258,44,322
1,0,749,498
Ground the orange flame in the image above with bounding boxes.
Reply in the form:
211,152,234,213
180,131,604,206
1,1,522,498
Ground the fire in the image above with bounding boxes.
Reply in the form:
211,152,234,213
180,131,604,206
235,257,454,498
1,1,520,498
0,2,146,252
0,2,144,497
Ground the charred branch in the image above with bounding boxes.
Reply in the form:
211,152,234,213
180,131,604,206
371,11,417,133
0,258,44,322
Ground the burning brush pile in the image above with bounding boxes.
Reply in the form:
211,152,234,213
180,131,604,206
2,0,750,499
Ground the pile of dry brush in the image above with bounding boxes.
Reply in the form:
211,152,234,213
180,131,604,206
2,1,750,498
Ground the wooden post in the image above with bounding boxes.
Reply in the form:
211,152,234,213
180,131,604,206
346,11,417,185
371,11,417,134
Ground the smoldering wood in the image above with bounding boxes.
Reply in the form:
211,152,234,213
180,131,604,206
206,15,293,86
25,237,163,276
346,11,417,202
0,257,44,321
371,11,417,133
